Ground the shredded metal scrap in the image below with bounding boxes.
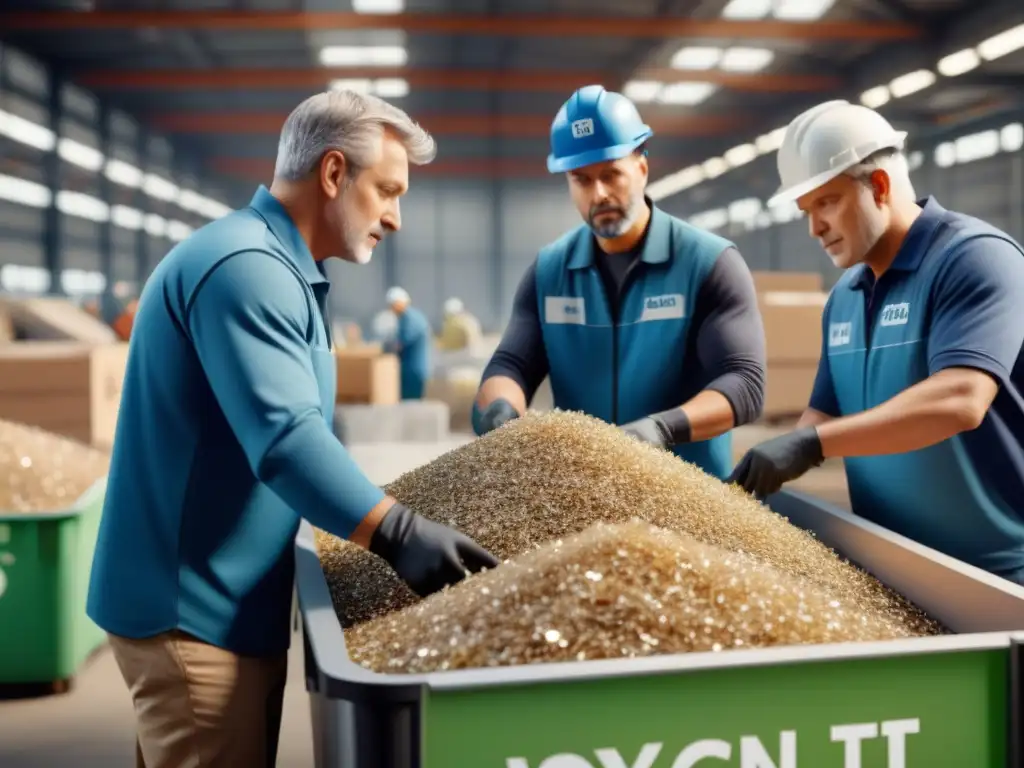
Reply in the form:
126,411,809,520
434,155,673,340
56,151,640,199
347,521,936,674
316,411,942,670
0,419,109,512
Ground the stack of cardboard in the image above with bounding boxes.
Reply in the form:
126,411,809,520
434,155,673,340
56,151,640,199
0,341,129,450
334,344,400,405
0,296,119,343
751,272,828,420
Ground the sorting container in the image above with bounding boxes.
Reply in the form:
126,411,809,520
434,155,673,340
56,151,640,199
0,477,108,687
295,490,1024,768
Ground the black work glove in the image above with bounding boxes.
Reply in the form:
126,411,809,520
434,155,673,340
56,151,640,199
727,426,824,501
620,408,691,451
369,503,500,596
475,398,520,436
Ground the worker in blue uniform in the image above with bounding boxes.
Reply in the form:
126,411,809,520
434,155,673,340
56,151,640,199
86,90,497,768
382,285,431,400
472,85,767,480
730,100,1024,582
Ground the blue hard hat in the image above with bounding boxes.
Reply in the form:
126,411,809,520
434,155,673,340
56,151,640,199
547,85,654,174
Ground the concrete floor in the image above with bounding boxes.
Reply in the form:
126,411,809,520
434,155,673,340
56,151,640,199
0,423,849,767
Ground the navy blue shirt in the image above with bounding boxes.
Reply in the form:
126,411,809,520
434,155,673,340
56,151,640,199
810,196,1024,573
87,186,386,656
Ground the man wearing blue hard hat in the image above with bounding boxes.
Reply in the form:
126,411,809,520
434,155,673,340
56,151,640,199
471,85,767,480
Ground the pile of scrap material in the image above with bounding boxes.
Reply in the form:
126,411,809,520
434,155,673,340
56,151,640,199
0,418,110,512
315,411,943,673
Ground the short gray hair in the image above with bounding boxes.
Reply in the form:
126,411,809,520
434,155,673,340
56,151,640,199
273,89,437,181
844,146,916,199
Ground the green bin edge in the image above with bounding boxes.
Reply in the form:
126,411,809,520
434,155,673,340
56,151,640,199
0,476,109,685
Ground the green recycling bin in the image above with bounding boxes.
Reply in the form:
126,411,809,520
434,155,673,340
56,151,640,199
295,490,1024,768
0,477,107,688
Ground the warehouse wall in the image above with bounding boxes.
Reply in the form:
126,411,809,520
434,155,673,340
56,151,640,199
0,42,235,302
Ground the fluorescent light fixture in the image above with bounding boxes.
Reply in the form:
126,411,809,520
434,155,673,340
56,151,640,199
770,200,800,221
755,127,786,154
657,82,716,105
907,150,924,171
374,77,409,98
720,47,775,73
773,0,835,20
62,269,106,294
318,45,407,67
1001,123,1024,153
721,0,770,20
56,190,110,222
934,142,956,168
954,129,999,164
353,0,403,11
728,197,762,223
57,138,104,172
0,173,51,208
977,23,1024,61
105,159,144,187
0,264,51,294
702,157,729,179
0,109,56,151
860,85,891,108
142,173,179,202
201,199,233,218
889,69,936,98
111,204,144,230
330,78,373,94
724,143,758,167
669,47,721,70
177,189,206,213
690,208,729,230
937,48,980,77
753,211,773,229
166,221,194,242
647,165,706,201
623,80,662,103
144,213,167,237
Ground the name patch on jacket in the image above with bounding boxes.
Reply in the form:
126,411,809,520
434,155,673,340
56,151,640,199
639,293,685,322
545,296,587,325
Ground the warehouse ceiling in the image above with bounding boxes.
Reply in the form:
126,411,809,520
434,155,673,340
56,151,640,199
2,0,1024,194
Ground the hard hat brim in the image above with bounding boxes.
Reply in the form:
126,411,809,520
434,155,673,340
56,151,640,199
547,129,653,173
767,130,908,208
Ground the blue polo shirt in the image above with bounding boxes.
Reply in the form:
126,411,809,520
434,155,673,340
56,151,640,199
87,186,385,656
810,196,1024,574
395,306,431,397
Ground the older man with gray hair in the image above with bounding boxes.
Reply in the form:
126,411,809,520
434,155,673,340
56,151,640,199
86,90,498,768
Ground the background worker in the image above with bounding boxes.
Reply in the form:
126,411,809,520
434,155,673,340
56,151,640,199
437,296,483,352
86,90,497,768
729,100,1024,583
472,85,766,480
383,285,432,399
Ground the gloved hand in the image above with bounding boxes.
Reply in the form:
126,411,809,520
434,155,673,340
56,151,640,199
475,398,520,435
369,502,500,596
727,427,824,500
619,415,674,450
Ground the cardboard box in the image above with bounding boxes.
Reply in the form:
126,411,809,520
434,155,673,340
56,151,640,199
751,271,823,293
0,341,128,449
758,290,828,364
335,347,399,405
763,363,818,419
0,296,118,344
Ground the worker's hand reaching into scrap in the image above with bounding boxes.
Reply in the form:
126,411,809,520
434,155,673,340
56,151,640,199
727,427,825,501
619,415,674,450
476,398,520,435
369,502,500,596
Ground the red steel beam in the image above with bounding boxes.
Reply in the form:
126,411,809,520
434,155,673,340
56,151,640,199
152,111,749,137
211,156,552,180
79,67,841,94
0,11,922,41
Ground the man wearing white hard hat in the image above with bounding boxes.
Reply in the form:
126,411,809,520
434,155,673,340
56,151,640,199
383,286,432,399
438,296,483,352
730,99,1024,583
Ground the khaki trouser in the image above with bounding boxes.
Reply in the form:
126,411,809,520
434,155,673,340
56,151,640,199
108,630,288,768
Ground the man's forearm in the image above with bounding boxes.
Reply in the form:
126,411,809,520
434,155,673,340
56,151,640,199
678,390,736,442
797,408,835,429
816,369,991,458
476,375,528,414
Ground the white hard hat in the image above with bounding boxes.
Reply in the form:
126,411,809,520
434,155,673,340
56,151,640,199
385,286,410,305
768,100,908,208
443,297,463,316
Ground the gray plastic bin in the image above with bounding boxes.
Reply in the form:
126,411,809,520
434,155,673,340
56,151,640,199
295,490,1024,768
